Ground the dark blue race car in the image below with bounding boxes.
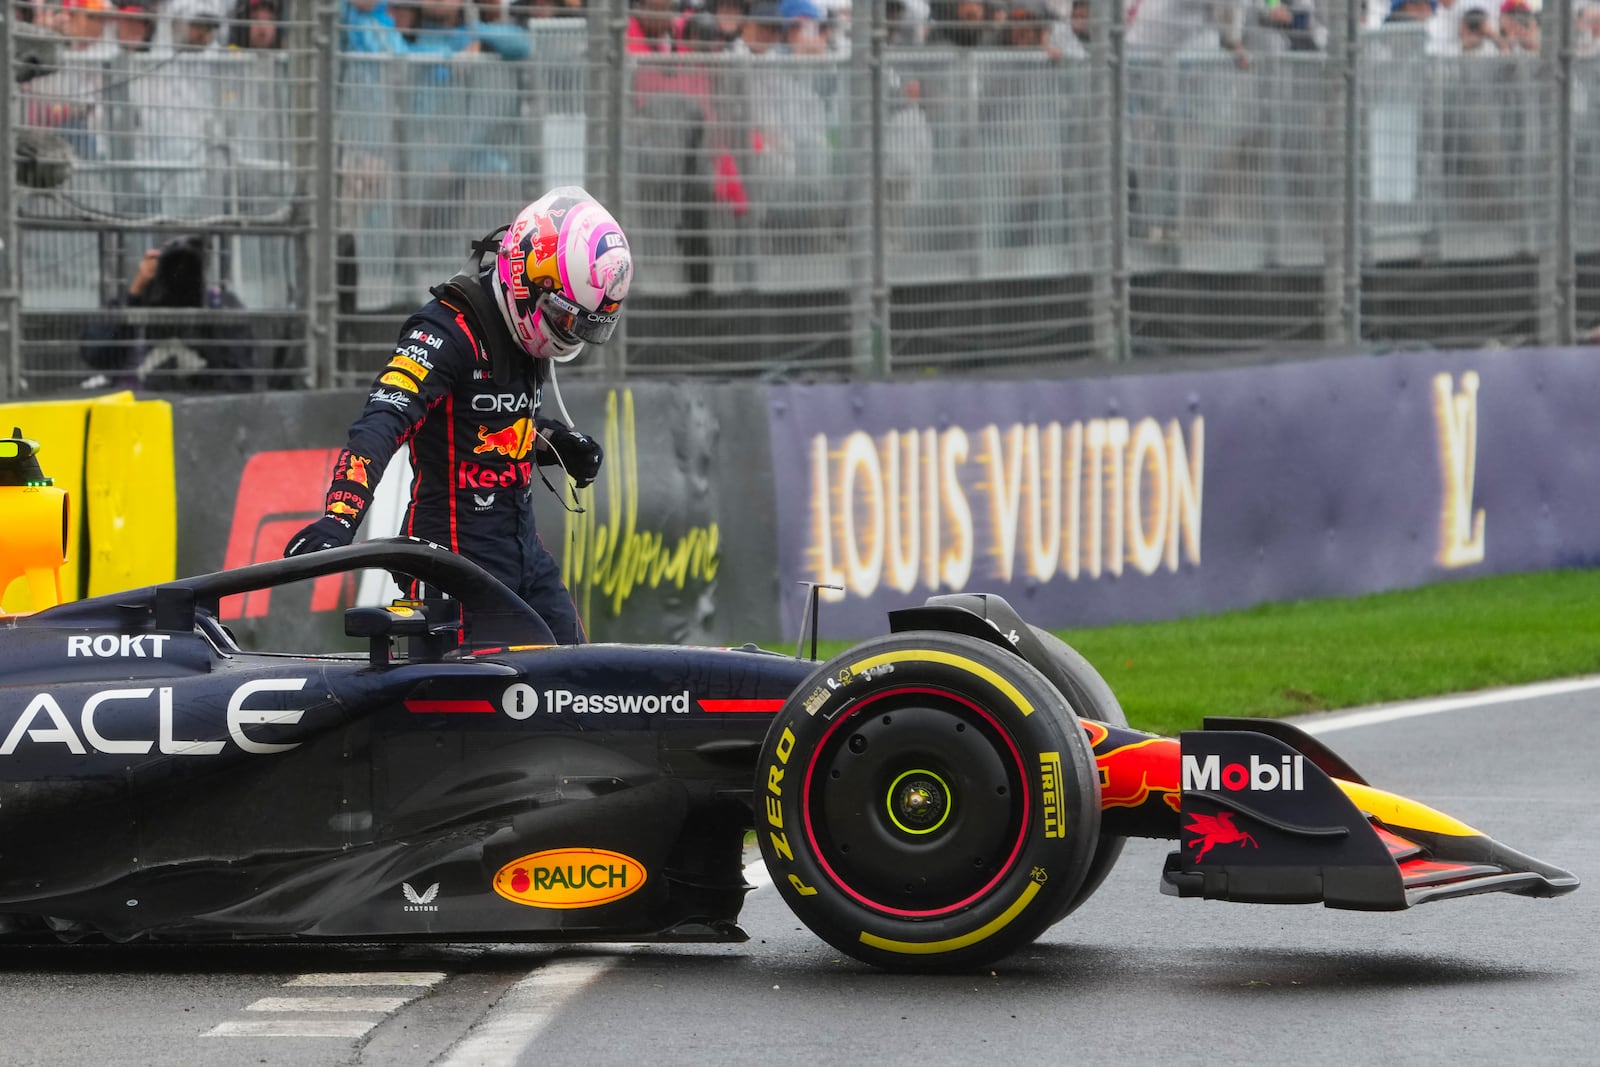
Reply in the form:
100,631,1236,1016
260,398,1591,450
0,428,1579,971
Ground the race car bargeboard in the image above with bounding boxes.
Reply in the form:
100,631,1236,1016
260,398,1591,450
0,429,1577,971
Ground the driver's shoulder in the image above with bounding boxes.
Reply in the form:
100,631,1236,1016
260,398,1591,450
393,301,483,374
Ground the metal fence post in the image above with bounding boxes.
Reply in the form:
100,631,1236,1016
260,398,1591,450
860,0,888,378
595,0,628,379
308,1,339,388
1342,0,1362,346
1105,0,1129,363
0,9,18,401
1553,0,1577,346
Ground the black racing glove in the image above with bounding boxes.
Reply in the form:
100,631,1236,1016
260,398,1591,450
285,449,375,558
284,515,356,557
544,427,604,489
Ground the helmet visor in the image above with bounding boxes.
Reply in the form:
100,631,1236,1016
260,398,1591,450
539,289,618,346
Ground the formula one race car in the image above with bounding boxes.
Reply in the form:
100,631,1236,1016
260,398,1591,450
0,437,1579,970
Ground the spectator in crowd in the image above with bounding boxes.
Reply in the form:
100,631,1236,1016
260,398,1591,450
929,0,999,47
1498,0,1537,52
57,0,118,54
81,237,256,393
20,0,118,159
169,0,227,50
707,0,749,47
342,0,413,52
680,9,730,50
1126,0,1247,64
886,0,929,45
114,1,158,52
408,0,532,57
780,0,829,55
1384,0,1436,25
626,0,680,53
1069,0,1089,45
1249,0,1326,52
1002,0,1066,58
1457,4,1501,52
737,0,784,53
229,0,283,48
391,0,422,41
475,0,524,27
1579,1,1600,56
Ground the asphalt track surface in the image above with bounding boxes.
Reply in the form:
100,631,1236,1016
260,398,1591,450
0,679,1594,1066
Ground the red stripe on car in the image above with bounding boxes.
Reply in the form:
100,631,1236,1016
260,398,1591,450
697,699,785,713
405,699,497,714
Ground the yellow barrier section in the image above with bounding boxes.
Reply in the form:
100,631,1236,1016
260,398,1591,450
86,400,177,596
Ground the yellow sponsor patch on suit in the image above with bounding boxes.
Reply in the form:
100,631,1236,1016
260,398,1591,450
387,354,430,381
379,371,419,394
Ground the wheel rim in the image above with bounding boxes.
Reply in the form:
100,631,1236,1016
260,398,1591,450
885,768,953,835
801,686,1031,919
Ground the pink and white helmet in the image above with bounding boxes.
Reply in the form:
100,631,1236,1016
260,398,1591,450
489,186,633,362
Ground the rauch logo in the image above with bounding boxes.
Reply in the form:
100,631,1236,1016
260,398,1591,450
492,847,647,910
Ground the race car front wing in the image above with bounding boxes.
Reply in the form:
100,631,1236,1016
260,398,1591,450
1159,719,1580,910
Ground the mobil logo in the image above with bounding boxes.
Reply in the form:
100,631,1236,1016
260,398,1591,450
474,418,535,460
1181,753,1305,792
492,847,647,909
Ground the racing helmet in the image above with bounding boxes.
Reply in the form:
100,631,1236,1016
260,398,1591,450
489,187,633,363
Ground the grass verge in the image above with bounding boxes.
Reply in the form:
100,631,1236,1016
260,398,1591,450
806,569,1600,737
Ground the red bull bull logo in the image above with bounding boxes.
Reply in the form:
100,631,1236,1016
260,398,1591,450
1084,721,1182,813
474,419,535,460
531,214,559,267
327,501,360,519
335,451,371,488
512,215,562,301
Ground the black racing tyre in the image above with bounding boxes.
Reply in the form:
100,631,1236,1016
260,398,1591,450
1026,625,1128,921
756,631,1101,972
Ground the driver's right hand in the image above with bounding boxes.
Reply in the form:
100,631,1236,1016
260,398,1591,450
284,515,356,557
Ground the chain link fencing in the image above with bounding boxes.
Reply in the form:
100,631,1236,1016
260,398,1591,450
2,0,1598,398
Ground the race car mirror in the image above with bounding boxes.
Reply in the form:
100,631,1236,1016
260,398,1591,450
345,601,460,666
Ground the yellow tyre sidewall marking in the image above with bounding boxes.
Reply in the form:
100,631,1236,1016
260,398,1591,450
846,649,1034,717
857,879,1042,955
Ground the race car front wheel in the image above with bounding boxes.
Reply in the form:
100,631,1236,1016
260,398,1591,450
757,632,1100,971
1026,624,1130,922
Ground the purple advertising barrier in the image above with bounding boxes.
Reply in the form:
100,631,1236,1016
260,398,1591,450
765,348,1600,639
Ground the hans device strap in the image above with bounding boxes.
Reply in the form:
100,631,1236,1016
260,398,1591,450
428,226,541,390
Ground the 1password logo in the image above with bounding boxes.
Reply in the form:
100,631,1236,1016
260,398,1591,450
503,683,538,719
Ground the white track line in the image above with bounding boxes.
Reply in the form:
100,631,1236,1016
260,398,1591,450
437,956,617,1067
246,995,416,1013
205,1020,379,1039
203,971,447,1038
283,971,447,987
1297,675,1600,735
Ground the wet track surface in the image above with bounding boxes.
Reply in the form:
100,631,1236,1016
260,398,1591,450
0,683,1594,1066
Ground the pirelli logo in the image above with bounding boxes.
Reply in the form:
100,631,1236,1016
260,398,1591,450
1040,752,1066,839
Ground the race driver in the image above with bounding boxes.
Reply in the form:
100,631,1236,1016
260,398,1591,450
283,186,631,644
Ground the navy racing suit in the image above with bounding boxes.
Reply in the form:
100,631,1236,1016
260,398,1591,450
316,274,589,643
